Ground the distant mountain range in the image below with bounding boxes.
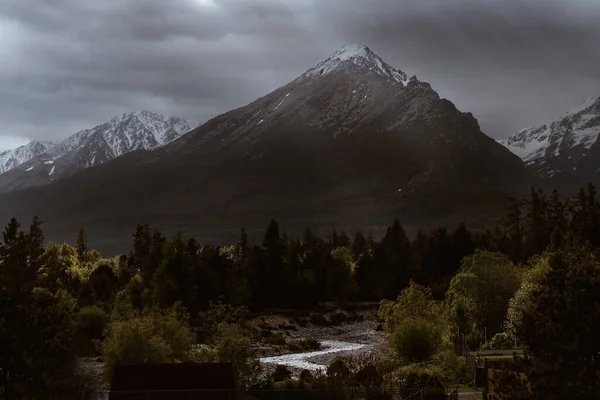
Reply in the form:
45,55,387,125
0,44,529,252
501,96,600,190
0,141,56,174
0,111,190,192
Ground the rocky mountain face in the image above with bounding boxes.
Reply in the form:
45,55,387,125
0,111,190,192
0,44,528,252
502,96,600,190
0,141,56,174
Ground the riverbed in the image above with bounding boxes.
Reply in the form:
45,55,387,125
260,340,368,371
259,318,386,372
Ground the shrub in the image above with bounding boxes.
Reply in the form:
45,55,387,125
189,323,261,389
101,307,195,381
391,318,440,362
288,338,322,352
266,332,287,346
272,365,292,382
329,312,350,326
75,305,109,355
481,332,514,351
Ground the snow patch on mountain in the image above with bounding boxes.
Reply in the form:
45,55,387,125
502,96,600,163
302,44,409,85
0,111,190,191
0,141,55,173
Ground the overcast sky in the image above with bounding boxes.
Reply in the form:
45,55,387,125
1,0,599,151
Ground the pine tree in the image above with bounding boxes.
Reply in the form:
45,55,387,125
130,223,152,273
504,197,524,263
27,216,45,264
524,187,548,257
351,231,368,259
262,219,289,307
76,228,88,262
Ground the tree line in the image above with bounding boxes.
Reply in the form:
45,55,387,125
2,185,600,398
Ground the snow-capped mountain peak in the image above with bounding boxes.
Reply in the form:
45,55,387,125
502,95,600,181
0,141,55,174
503,96,600,163
302,44,409,85
0,111,190,192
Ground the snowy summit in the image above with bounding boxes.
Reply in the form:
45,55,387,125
501,95,600,180
502,95,600,163
0,111,190,192
302,44,410,85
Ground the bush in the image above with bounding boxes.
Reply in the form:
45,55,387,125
188,323,261,389
392,318,440,362
265,332,287,346
75,305,109,355
329,312,350,326
272,365,292,382
288,338,322,352
101,307,195,381
481,332,514,351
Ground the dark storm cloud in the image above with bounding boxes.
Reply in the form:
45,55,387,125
0,0,599,150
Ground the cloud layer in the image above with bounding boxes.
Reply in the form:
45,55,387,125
1,0,599,150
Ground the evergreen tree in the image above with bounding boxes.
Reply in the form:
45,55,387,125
494,242,600,398
76,228,88,261
504,197,524,263
380,219,412,296
523,187,548,258
130,223,152,274
351,231,368,259
27,215,45,264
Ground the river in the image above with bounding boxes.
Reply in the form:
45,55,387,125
260,340,368,371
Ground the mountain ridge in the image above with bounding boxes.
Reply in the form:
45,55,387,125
0,141,56,174
0,44,528,253
501,95,600,189
0,111,190,192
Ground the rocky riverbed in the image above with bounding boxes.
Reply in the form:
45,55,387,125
259,318,387,373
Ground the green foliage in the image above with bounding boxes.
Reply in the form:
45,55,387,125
481,333,513,351
0,217,82,398
391,317,441,362
328,246,359,303
101,307,195,381
504,254,550,338
446,250,521,346
188,322,261,389
379,281,441,332
506,242,600,398
196,302,248,341
76,228,88,262
75,305,110,355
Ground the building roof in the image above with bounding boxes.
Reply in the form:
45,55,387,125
109,363,235,400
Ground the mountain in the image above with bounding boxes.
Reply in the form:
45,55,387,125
502,96,600,189
0,111,190,192
0,141,56,174
0,44,528,253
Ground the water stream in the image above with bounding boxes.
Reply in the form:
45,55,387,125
260,340,367,371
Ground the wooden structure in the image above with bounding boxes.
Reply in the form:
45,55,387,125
108,363,235,400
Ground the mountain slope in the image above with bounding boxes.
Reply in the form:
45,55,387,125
0,111,190,192
0,44,528,252
502,96,600,189
0,141,56,174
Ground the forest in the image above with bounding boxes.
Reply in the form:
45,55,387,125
1,185,600,399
